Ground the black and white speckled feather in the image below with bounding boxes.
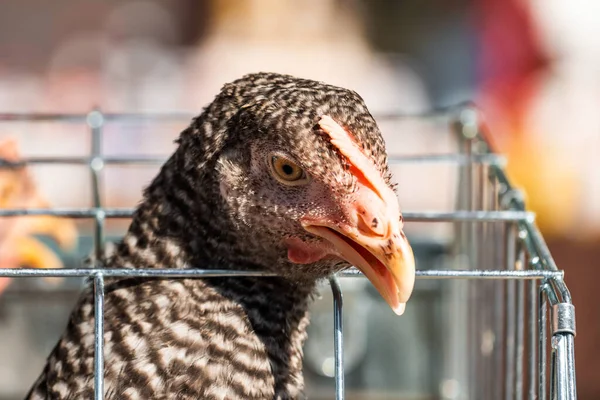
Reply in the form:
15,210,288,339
25,72,403,400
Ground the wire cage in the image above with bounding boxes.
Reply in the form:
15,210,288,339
0,104,576,400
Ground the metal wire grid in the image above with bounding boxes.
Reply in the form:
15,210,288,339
0,105,576,400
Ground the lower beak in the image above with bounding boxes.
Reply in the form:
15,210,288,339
303,220,415,315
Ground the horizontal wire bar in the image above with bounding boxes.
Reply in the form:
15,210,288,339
0,267,563,280
0,208,134,218
0,112,194,123
340,269,563,279
0,156,167,166
0,153,505,167
404,211,534,222
388,154,506,165
0,104,471,123
0,208,535,222
0,268,278,278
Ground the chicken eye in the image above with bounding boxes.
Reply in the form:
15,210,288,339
269,155,309,185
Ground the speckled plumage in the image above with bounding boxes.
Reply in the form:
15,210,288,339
26,73,396,400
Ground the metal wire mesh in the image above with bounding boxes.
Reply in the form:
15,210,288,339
0,105,577,400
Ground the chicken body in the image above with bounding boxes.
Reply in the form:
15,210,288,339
28,278,311,399
26,73,414,399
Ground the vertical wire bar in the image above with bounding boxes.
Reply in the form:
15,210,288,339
329,276,344,400
453,111,475,400
478,162,494,400
463,128,476,400
93,274,105,400
505,223,517,400
493,271,506,400
463,114,481,400
515,244,526,400
470,162,482,400
539,285,548,399
551,303,577,400
528,280,537,400
564,335,577,399
476,161,486,399
469,135,487,400
492,171,505,400
89,109,106,400
550,336,559,399
468,261,477,400
95,211,106,261
472,156,483,400
87,110,105,259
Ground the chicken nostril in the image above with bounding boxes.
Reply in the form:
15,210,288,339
357,208,386,237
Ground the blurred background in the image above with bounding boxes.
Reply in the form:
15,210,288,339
0,0,598,399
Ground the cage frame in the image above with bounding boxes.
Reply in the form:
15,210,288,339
0,105,577,400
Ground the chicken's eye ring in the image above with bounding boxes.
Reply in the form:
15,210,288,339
269,155,309,186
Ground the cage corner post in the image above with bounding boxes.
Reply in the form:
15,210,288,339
550,299,577,400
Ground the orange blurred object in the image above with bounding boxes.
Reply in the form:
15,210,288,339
0,138,78,293
503,133,580,237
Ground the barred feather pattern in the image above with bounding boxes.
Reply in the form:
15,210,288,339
27,278,312,400
25,72,392,399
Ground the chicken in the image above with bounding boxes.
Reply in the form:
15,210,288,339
26,72,415,400
0,138,78,294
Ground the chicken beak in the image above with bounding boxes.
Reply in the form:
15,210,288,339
302,115,416,315
304,221,415,315
302,179,416,315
